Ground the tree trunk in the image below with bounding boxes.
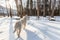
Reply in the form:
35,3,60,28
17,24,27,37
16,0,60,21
8,1,12,18
15,0,19,16
30,0,33,16
20,0,23,18
26,0,29,16
43,0,46,17
10,6,12,18
48,0,51,20
2,8,5,17
37,0,40,19
5,0,9,17
50,0,56,21
49,0,51,16
6,5,9,17
51,0,56,17
33,1,36,16
59,0,60,16
15,0,23,18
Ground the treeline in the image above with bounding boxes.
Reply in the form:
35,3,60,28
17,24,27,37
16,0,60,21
25,8,59,16
0,0,60,18
24,0,60,16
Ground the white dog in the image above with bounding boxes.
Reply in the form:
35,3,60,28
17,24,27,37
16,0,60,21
13,15,27,38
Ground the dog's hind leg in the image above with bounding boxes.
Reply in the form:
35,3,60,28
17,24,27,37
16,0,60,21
17,29,21,38
13,27,17,33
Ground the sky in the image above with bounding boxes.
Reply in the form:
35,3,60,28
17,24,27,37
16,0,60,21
0,0,27,13
0,0,59,10
0,0,27,10
0,0,59,14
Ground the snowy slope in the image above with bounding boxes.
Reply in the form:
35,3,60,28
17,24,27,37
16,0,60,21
0,16,60,40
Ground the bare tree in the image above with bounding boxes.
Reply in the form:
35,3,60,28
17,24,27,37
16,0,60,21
50,0,56,21
5,0,9,17
20,0,23,18
43,0,49,17
8,1,12,18
26,0,29,8
49,0,51,16
30,0,33,16
15,0,23,18
59,0,60,16
37,0,40,19
5,0,12,17
43,0,46,17
10,6,12,18
6,5,9,17
33,1,36,16
51,0,56,17
15,0,19,16
2,8,5,17
48,0,51,20
26,0,29,16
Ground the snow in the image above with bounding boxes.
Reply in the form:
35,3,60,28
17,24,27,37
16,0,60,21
0,16,60,40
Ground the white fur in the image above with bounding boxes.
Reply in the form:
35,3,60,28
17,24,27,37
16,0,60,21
14,15,27,38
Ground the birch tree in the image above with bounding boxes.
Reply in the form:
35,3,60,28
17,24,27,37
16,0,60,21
48,0,51,20
43,0,46,17
5,0,9,17
59,0,60,16
51,0,56,17
26,0,29,16
50,0,56,21
15,0,23,18
2,8,5,17
9,6,12,18
30,0,33,16
37,0,40,19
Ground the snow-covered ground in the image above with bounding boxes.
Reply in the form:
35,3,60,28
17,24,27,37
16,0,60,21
0,16,60,40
